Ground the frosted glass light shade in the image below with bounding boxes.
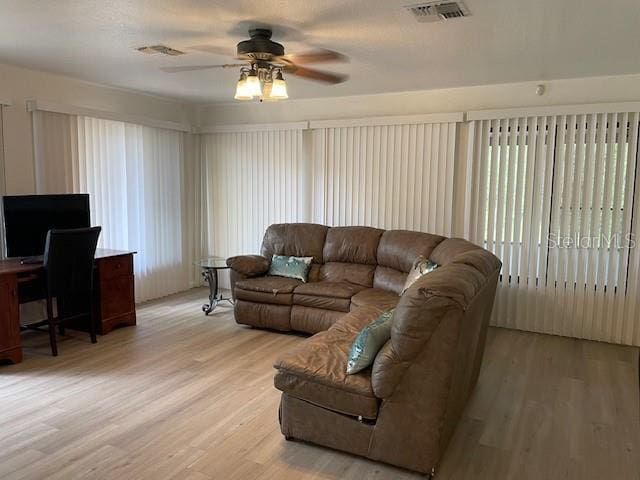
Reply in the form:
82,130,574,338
260,82,275,102
234,78,252,100
245,74,262,97
269,78,288,99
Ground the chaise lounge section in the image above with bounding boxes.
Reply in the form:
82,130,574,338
227,223,501,475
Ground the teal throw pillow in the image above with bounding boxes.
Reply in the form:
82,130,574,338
400,255,438,295
268,255,313,282
346,309,395,375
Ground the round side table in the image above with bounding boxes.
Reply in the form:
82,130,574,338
197,257,234,315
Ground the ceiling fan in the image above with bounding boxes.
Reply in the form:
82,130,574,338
160,28,349,102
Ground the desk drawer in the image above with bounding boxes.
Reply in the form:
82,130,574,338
100,275,135,320
99,255,133,281
0,275,21,363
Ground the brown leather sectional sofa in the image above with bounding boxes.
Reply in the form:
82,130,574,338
227,223,501,475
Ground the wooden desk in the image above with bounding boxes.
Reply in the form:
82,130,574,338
0,249,136,364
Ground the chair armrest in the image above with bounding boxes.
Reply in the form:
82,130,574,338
226,255,270,277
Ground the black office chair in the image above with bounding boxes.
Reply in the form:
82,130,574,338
22,227,101,356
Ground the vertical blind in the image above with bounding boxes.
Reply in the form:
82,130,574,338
202,128,306,286
468,112,640,345
33,111,191,302
79,118,188,301
311,122,457,235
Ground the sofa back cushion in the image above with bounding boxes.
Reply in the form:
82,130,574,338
371,266,407,294
373,230,446,294
319,262,376,287
261,223,329,264
317,226,383,287
323,226,384,264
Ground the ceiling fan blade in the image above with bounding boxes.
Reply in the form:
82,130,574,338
187,44,253,61
277,49,348,65
160,64,245,73
187,44,235,57
283,65,348,84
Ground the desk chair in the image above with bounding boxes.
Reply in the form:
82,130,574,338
22,227,102,356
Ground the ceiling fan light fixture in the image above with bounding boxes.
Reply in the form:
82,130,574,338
245,69,262,97
183,28,349,102
260,81,276,102
234,73,252,100
269,71,288,100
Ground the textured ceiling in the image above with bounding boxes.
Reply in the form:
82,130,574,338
1,0,639,104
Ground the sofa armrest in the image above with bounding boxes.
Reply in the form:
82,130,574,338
226,255,270,277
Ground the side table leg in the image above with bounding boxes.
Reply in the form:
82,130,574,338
202,268,217,315
212,269,220,303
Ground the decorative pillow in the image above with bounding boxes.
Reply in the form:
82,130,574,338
268,255,313,282
346,309,395,375
400,255,438,295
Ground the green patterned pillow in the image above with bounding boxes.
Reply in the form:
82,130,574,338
400,255,438,295
346,309,395,375
268,255,313,282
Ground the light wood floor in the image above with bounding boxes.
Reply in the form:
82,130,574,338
1,288,639,480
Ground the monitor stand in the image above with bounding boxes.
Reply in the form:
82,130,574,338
20,255,44,265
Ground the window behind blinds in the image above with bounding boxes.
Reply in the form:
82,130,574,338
469,112,640,345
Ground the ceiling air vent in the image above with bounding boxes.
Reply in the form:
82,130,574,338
405,1,470,22
136,45,185,56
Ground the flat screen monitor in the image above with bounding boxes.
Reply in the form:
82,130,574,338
2,194,91,258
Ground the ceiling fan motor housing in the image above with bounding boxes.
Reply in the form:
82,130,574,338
237,28,285,60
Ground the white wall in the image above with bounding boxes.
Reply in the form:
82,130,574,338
0,62,195,194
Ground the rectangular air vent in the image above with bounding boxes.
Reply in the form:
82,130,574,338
136,45,185,56
405,1,470,22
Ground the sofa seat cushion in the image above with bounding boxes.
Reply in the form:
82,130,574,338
294,281,365,298
351,288,400,311
235,276,302,305
274,325,380,419
292,281,365,312
293,295,351,312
